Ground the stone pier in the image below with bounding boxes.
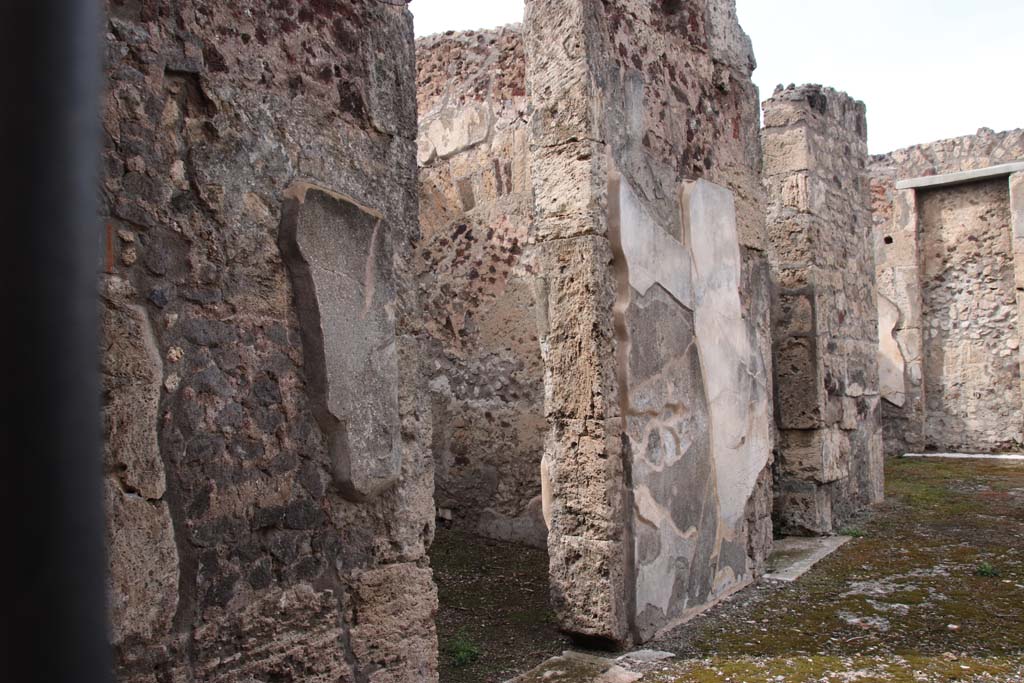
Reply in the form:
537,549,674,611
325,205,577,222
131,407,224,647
763,85,884,535
525,0,774,646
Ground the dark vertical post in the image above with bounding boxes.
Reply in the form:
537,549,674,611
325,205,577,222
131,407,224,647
0,1,112,682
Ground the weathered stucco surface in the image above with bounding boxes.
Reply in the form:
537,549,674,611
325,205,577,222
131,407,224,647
415,28,548,547
763,85,883,536
100,2,437,681
525,0,773,646
870,128,1024,454
617,178,772,641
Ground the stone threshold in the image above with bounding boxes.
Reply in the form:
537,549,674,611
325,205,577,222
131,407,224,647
903,453,1024,461
763,535,852,582
505,649,676,683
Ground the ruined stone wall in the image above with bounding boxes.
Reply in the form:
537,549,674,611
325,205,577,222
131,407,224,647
763,85,884,536
870,128,1024,454
101,2,436,681
524,0,773,646
918,180,1022,450
415,28,548,547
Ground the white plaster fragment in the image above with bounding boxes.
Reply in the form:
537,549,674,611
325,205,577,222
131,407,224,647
618,178,692,308
682,180,772,531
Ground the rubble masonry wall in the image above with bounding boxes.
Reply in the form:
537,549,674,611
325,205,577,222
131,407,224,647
100,2,437,681
870,128,1024,454
415,27,548,547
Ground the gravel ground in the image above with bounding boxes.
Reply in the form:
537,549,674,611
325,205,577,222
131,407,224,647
646,457,1024,682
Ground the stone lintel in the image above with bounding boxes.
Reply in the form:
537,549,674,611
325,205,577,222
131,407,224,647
895,161,1024,190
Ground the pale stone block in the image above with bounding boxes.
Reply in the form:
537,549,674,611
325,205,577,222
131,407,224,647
1011,173,1024,238
104,480,179,645
543,419,626,541
417,101,491,164
101,276,166,500
530,235,619,421
821,427,851,483
531,139,607,241
889,189,919,266
547,535,629,644
279,184,401,501
349,564,439,682
522,0,599,148
878,293,907,407
763,125,812,175
775,337,823,429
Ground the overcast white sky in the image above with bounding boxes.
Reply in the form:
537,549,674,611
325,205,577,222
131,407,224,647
409,0,1023,154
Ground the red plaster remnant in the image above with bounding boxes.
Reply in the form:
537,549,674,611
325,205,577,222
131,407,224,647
105,222,115,274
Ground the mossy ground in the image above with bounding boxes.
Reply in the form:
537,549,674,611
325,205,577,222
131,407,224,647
431,527,570,683
647,457,1024,681
432,458,1024,682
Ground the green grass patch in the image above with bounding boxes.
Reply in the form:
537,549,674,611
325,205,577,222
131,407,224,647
442,630,482,667
975,561,1001,577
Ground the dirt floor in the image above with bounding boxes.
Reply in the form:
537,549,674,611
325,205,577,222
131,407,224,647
434,458,1024,682
431,527,570,683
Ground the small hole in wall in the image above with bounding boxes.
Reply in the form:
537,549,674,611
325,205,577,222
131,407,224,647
884,236,894,245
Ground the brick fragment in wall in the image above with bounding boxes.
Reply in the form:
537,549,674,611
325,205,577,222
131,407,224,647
764,85,882,535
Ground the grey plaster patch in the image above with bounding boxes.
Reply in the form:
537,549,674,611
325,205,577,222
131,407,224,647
895,161,1024,190
279,182,401,501
763,535,852,582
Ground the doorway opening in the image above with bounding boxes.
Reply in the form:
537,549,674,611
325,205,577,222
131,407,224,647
415,25,566,682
